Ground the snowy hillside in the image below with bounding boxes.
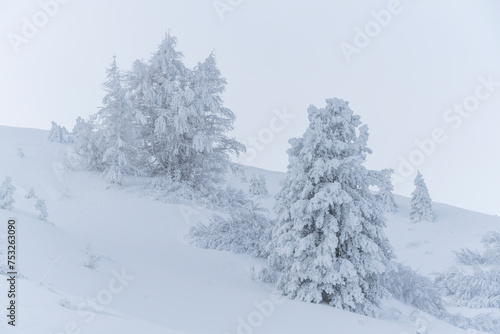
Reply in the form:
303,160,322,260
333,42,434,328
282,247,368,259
0,125,499,334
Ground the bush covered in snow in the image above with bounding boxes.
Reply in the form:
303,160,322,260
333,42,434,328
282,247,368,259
436,266,500,308
146,176,254,215
381,261,500,333
190,203,274,258
380,262,446,317
435,231,500,309
84,243,102,270
444,312,500,334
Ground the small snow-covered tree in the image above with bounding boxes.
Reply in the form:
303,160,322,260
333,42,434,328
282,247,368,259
248,174,259,196
0,176,16,210
258,175,268,195
370,169,398,213
25,187,36,199
409,171,434,223
35,199,48,220
97,56,141,185
72,116,106,171
269,98,394,317
248,174,268,196
84,243,102,269
190,203,273,258
48,121,69,143
17,148,24,158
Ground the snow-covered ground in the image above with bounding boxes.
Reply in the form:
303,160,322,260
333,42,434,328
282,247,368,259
0,125,498,334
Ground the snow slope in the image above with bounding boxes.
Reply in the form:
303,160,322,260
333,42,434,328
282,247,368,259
0,125,498,334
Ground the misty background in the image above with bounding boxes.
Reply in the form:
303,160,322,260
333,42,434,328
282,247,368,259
1,0,499,216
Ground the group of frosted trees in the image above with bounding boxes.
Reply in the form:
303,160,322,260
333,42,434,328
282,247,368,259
66,32,244,188
191,97,437,317
268,99,437,316
45,31,439,317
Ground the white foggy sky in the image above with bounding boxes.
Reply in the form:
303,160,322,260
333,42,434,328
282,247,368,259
1,0,499,216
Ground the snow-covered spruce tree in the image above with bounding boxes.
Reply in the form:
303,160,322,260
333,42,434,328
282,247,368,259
72,115,106,171
190,202,273,258
0,176,16,210
127,32,190,176
435,231,500,309
25,187,36,199
127,34,243,187
369,169,398,213
268,98,394,317
97,56,142,185
186,52,245,186
48,121,69,143
409,171,434,223
35,199,48,221
248,174,269,196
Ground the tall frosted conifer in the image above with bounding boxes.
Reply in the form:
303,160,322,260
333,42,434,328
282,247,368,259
269,98,393,317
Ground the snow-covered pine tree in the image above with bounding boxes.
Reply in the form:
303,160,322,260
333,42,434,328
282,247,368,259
71,117,87,143
72,115,106,171
97,56,141,185
48,121,69,143
248,174,269,196
0,176,16,210
185,52,245,187
25,187,36,199
370,169,398,213
248,174,259,196
127,32,189,177
35,199,48,220
258,175,268,196
269,98,394,317
409,171,434,223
